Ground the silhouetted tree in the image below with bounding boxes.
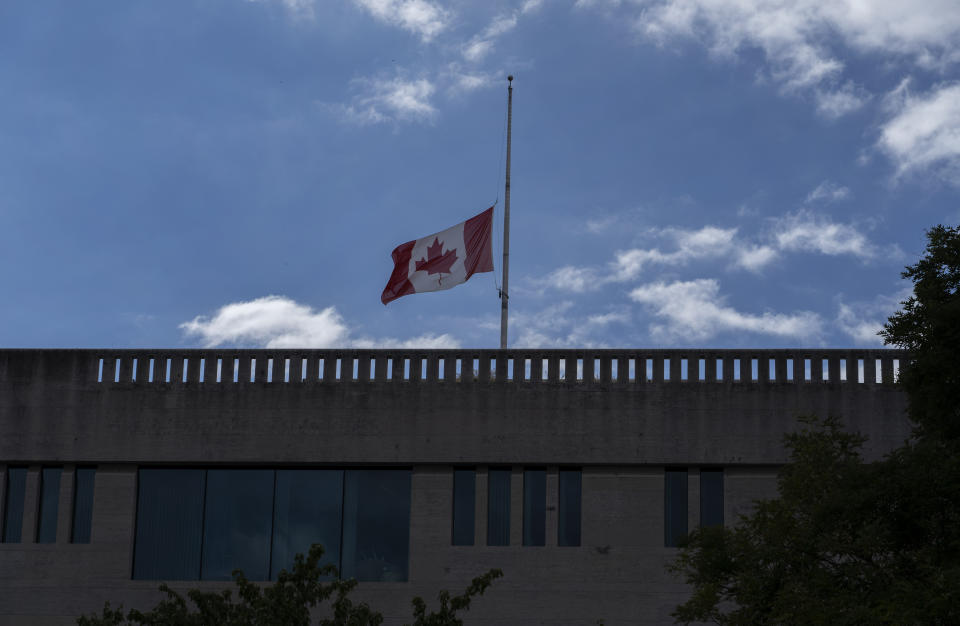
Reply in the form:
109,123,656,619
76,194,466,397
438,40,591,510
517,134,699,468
670,224,960,625
77,544,502,626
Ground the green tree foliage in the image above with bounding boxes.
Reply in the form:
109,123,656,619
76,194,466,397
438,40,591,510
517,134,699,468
670,224,960,625
881,224,960,441
77,544,502,626
409,569,503,626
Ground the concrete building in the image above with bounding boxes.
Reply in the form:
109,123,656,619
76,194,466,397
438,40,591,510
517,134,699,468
0,348,910,624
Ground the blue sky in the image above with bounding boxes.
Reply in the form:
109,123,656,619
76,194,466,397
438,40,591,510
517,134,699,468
2,0,959,349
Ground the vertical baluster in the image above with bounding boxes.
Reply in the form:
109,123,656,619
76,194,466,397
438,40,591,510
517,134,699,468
706,354,718,382
186,354,201,383
775,355,787,383
578,351,592,384
168,356,183,384
200,355,215,384
458,354,472,383
810,355,823,383
235,354,250,384
475,351,489,383
546,353,559,382
531,353,543,382
387,354,400,382
756,355,768,384
669,354,681,383
845,352,857,384
255,355,269,382
493,353,506,382
374,354,388,381
881,356,895,385
357,352,371,382
863,354,877,385
652,353,664,383
559,351,574,383
304,354,319,383
426,354,439,382
828,354,840,383
600,353,612,383
320,352,335,382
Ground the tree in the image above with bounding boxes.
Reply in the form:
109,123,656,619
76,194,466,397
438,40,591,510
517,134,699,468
77,544,502,626
670,224,960,625
881,224,960,441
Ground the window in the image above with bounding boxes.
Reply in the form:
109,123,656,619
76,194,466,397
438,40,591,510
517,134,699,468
487,468,511,546
522,468,546,546
558,469,581,547
2,467,27,543
133,467,411,582
133,469,205,580
36,467,62,543
700,469,724,528
201,469,274,581
341,469,411,582
271,469,343,579
664,468,688,547
71,467,96,543
451,469,475,546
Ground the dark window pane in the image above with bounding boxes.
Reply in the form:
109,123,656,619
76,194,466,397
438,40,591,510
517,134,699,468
558,469,581,547
522,469,546,546
664,469,688,547
133,469,205,580
2,467,27,543
700,469,724,528
202,469,274,581
487,468,511,546
71,467,96,544
36,467,62,543
451,469,475,546
341,469,411,582
271,470,343,580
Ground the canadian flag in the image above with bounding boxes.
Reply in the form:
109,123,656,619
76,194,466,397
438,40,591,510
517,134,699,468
381,207,494,305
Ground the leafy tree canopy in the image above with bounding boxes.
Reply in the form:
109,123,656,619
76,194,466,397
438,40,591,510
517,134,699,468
671,224,960,625
78,544,502,626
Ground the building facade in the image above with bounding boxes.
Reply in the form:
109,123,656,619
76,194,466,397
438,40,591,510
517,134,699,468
0,348,910,625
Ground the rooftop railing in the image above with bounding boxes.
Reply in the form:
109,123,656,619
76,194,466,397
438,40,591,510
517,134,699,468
77,349,907,386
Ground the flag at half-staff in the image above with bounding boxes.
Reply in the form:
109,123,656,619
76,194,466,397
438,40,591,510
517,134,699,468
381,206,494,305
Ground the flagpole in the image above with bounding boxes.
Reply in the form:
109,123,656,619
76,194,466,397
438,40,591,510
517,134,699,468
499,75,513,350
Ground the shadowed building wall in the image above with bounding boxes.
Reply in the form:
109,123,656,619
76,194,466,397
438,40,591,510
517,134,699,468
0,349,909,625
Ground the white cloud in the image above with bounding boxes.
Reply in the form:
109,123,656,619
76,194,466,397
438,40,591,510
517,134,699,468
836,303,884,345
611,226,764,280
352,0,450,41
443,65,496,95
773,211,874,258
805,180,851,204
546,224,778,293
543,209,880,293
878,81,960,184
462,1,543,62
510,301,630,347
736,245,778,272
339,75,437,125
608,0,960,116
835,288,911,346
545,266,601,293
815,82,870,118
180,295,459,349
585,215,619,233
629,279,822,342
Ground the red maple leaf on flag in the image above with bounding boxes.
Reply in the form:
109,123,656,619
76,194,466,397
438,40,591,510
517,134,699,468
415,237,457,275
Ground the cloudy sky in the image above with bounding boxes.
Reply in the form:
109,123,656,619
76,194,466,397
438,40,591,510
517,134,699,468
2,0,958,349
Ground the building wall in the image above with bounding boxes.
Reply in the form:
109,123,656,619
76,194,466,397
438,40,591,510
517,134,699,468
0,349,910,625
